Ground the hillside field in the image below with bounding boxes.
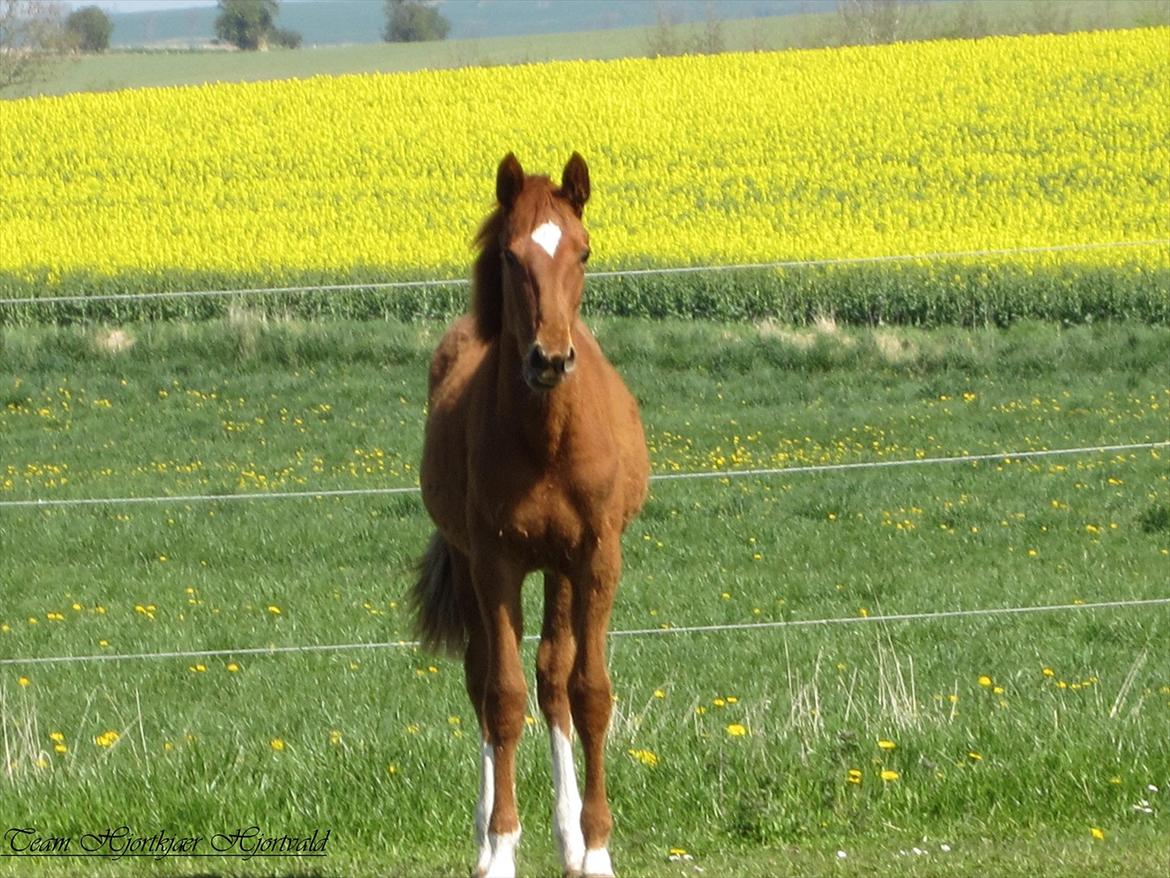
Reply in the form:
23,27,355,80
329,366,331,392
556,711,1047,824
1,13,1168,878
2,28,1168,328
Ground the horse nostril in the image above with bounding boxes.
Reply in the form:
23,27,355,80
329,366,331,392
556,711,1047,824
563,346,577,374
528,344,550,373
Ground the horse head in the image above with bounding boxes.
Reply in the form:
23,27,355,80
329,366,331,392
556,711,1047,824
492,152,592,391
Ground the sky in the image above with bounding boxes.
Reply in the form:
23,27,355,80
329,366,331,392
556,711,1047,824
74,1,220,12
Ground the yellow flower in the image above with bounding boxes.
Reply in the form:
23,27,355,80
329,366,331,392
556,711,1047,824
270,738,286,752
978,675,992,687
847,769,862,784
726,724,747,737
18,676,30,687
877,739,896,751
880,769,900,781
1090,827,1105,841
653,689,666,699
226,662,240,672
627,748,659,767
95,731,120,748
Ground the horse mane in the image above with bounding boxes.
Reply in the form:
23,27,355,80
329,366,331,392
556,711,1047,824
471,176,561,340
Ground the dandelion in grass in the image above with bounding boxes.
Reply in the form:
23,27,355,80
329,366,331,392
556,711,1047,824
270,738,286,752
95,731,119,748
653,689,666,699
880,769,900,781
386,763,398,775
18,676,29,688
1090,827,1105,841
978,675,992,687
226,662,240,673
329,730,342,745
726,723,747,737
627,748,659,767
968,751,982,762
267,605,281,615
667,847,692,862
878,739,896,751
847,769,862,784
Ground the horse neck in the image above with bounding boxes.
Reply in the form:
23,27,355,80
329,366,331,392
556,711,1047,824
495,329,585,462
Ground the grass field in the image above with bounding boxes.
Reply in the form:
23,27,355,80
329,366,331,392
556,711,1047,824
10,0,1167,99
1,317,1167,876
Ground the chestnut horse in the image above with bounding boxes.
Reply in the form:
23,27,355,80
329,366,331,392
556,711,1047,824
412,153,649,878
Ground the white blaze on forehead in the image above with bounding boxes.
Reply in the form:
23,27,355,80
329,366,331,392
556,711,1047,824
531,220,562,258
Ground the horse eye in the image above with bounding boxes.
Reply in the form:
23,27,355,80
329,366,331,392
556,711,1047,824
581,247,591,264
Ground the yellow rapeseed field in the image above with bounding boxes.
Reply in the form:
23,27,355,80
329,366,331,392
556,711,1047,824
0,27,1166,298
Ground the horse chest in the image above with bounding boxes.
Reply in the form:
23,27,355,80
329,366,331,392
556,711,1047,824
477,452,617,565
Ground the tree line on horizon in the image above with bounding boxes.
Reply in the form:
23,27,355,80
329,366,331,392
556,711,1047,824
0,0,450,89
3,0,1167,95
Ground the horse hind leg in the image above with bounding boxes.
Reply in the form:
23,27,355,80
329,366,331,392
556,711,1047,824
537,572,586,877
460,553,495,877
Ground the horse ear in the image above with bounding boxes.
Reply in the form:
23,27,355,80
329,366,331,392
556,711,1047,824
560,152,590,217
496,153,525,211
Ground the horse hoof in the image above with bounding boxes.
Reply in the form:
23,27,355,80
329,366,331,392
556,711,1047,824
580,848,616,878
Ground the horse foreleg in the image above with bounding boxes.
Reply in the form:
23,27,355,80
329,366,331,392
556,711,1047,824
471,551,527,878
568,542,620,878
538,572,585,877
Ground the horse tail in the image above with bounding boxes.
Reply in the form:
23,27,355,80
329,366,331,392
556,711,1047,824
410,532,468,657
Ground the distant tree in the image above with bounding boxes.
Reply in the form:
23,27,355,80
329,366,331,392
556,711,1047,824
215,0,299,50
1026,0,1072,35
64,5,112,53
0,0,63,91
384,0,450,43
945,0,992,40
691,1,724,55
835,0,923,45
270,26,301,49
645,1,683,57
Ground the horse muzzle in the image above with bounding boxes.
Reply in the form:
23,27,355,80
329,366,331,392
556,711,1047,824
524,342,576,390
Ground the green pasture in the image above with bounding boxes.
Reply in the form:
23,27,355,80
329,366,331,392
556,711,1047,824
4,250,1169,328
8,0,1167,100
0,317,1167,876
